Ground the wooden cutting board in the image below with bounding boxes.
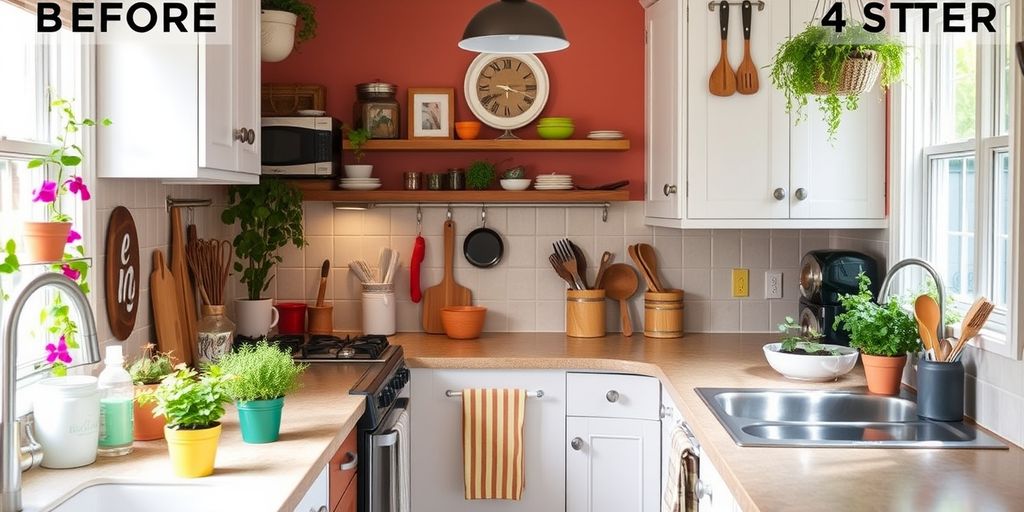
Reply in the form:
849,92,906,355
422,220,472,334
151,250,187,364
170,208,197,366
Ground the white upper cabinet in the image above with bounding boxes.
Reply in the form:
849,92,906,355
97,0,260,184
643,0,887,229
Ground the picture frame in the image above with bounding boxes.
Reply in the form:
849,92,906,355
408,87,455,139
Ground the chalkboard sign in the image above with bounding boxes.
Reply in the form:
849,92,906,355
104,206,140,340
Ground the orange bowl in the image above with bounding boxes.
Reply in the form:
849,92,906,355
441,306,487,339
455,121,482,140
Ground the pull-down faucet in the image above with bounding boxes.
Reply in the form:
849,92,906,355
2,273,101,511
877,257,946,338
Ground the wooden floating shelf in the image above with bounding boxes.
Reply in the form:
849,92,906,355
340,139,630,152
299,189,630,204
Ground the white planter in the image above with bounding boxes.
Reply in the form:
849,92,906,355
261,10,298,63
34,376,100,469
235,298,280,338
344,164,374,178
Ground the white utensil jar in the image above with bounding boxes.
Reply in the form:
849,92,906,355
362,288,396,335
34,375,101,468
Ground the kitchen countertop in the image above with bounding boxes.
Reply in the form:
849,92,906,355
21,363,371,511
393,332,1024,512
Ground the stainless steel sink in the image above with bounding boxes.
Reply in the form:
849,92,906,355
697,388,1007,449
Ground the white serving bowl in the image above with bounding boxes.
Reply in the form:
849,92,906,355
344,164,374,178
763,342,859,382
500,179,532,191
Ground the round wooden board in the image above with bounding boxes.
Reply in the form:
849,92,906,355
104,206,140,340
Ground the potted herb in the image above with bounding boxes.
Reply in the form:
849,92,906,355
467,160,497,190
770,23,904,139
762,317,859,381
128,345,175,441
344,128,373,178
833,273,919,395
137,366,234,477
222,179,306,338
217,341,308,444
260,0,317,62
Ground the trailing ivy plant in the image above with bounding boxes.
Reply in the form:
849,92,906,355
136,365,234,430
221,179,306,301
833,273,920,357
261,0,317,43
770,23,904,139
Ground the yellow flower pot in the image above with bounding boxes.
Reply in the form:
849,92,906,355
164,423,221,478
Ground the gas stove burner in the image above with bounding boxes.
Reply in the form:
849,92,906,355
299,334,391,361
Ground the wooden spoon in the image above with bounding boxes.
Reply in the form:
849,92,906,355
315,259,330,307
593,251,613,290
709,1,737,97
914,295,941,359
602,263,639,337
628,244,659,293
736,0,759,94
637,243,665,292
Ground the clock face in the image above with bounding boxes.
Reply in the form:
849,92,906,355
464,53,549,131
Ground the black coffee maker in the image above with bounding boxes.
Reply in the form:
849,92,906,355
798,250,881,345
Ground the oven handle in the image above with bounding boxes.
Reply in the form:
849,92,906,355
372,430,398,447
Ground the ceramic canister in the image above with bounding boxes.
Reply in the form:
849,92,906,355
34,376,100,468
234,298,279,338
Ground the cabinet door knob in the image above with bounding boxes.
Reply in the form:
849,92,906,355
795,188,808,201
773,188,787,201
570,437,584,450
234,128,246,142
247,128,256,145
339,451,358,471
663,184,677,196
606,390,620,403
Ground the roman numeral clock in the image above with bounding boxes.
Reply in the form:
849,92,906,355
464,53,550,139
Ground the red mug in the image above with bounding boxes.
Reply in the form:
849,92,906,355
276,302,308,335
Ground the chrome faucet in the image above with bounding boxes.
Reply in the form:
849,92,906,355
2,273,101,511
877,258,946,337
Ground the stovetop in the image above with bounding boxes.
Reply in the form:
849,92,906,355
234,333,392,362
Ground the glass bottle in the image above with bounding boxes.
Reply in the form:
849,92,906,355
197,305,236,363
97,345,133,456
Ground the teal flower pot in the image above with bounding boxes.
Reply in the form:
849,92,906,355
236,397,284,444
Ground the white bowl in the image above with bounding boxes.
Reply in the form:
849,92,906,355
500,179,532,191
763,342,859,382
344,164,374,178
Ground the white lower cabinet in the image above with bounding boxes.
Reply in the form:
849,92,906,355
294,465,329,512
566,416,661,512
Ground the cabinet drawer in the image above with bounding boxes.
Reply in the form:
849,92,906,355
333,476,357,512
328,428,359,511
567,373,660,420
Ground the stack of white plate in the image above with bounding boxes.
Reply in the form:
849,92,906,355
534,174,574,190
587,130,624,140
339,178,382,191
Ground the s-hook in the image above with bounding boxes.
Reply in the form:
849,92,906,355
416,206,423,235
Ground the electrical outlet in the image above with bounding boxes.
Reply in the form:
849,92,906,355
731,268,749,297
765,271,783,299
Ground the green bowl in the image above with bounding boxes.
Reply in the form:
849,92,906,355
537,125,575,140
538,117,574,125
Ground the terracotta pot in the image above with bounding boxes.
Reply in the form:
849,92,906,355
860,353,907,395
441,306,487,340
134,384,166,441
23,222,71,263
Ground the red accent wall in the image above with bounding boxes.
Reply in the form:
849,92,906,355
262,0,646,199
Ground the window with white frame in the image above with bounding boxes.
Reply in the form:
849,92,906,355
896,0,1017,357
0,0,88,377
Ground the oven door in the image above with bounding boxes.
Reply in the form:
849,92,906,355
364,398,410,512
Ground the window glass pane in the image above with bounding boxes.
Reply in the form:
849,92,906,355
947,236,963,293
965,156,976,230
0,2,44,142
937,33,977,143
994,150,1011,306
996,3,1011,136
934,154,977,300
947,158,962,230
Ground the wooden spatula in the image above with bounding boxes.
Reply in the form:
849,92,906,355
736,0,760,94
709,1,737,97
422,220,472,334
151,250,186,363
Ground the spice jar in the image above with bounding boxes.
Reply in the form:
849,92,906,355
404,171,423,190
448,168,466,190
427,173,446,190
354,81,400,139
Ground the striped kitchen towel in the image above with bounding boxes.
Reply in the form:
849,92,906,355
462,388,527,500
662,426,700,512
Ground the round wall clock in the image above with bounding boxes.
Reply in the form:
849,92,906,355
464,53,549,135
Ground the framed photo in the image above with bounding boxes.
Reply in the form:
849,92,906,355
408,87,455,139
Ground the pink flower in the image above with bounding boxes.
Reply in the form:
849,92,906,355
32,181,57,203
45,336,72,364
60,264,80,281
66,229,81,244
66,176,90,201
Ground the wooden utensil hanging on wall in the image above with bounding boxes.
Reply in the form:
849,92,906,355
170,208,196,366
151,250,187,362
422,220,473,334
736,0,760,94
709,1,738,97
104,207,140,340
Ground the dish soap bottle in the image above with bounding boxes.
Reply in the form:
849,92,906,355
97,345,134,456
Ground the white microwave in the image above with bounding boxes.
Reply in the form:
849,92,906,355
261,116,340,177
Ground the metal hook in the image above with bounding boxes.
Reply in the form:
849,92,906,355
187,207,195,226
602,204,609,223
480,205,487,227
446,206,453,220
416,206,423,235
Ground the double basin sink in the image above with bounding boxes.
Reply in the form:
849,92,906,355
697,388,1006,449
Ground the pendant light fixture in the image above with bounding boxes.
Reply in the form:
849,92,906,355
459,0,569,54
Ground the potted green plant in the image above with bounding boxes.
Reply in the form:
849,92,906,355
467,160,497,190
217,341,308,444
136,366,234,478
833,273,920,395
260,0,317,63
221,179,306,338
128,345,175,441
344,128,373,178
770,23,904,139
0,240,19,302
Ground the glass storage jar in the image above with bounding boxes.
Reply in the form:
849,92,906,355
354,81,400,139
197,305,236,363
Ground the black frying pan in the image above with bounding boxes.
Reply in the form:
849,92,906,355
464,224,503,268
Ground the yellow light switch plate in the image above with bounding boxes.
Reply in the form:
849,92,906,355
732,268,749,297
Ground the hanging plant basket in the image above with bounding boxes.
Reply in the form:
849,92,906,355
812,50,883,96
